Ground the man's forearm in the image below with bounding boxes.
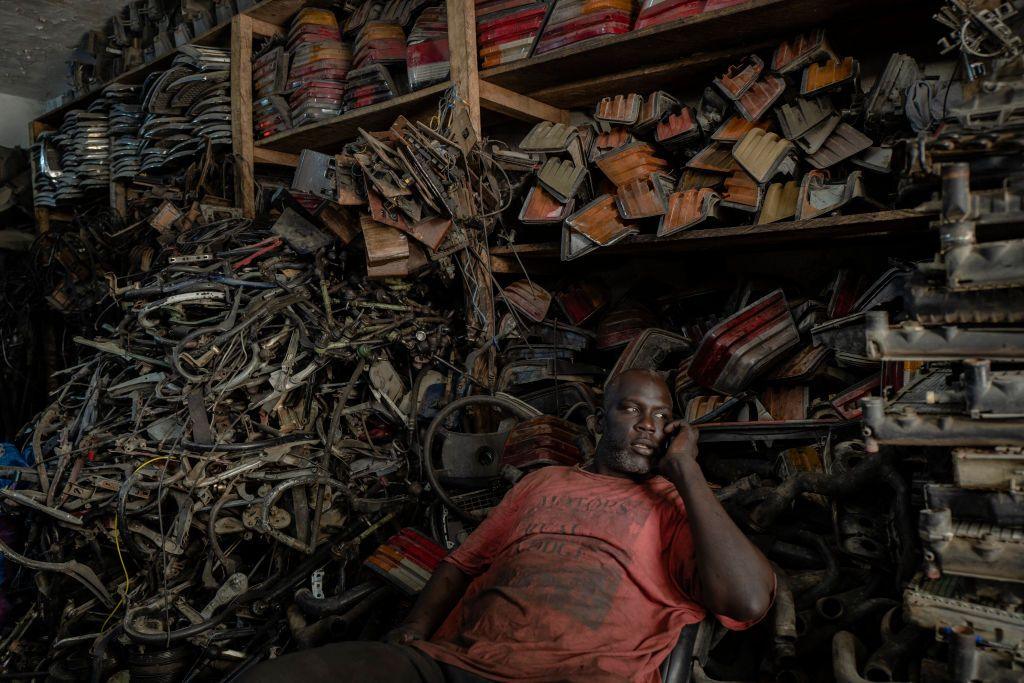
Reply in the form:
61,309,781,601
401,561,472,637
665,458,775,622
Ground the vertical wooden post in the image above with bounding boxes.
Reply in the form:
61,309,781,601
446,0,494,387
231,14,256,218
29,120,52,234
446,0,481,138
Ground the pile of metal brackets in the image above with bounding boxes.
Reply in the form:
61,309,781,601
288,97,507,275
859,163,1024,683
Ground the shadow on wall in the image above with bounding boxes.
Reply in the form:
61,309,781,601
0,93,43,147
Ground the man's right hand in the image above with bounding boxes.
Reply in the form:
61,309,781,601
388,562,471,647
384,624,427,645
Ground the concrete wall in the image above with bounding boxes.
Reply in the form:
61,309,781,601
0,93,42,148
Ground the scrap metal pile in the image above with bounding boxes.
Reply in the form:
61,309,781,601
284,93,506,285
0,102,512,680
0,210,463,680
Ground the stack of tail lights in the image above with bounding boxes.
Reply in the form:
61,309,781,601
633,0,748,30
476,0,550,68
343,21,407,109
353,22,407,70
344,63,402,110
634,0,704,30
253,45,291,139
364,528,446,594
535,0,635,55
286,8,350,128
407,6,450,90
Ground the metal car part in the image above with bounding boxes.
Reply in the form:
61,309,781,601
862,397,1024,448
920,509,1024,584
941,220,1024,291
905,575,1024,646
953,447,1024,491
864,310,1024,360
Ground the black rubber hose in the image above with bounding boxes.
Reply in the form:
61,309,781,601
773,571,797,665
879,464,915,585
800,599,900,657
815,576,884,622
790,532,839,608
864,623,928,682
122,598,242,644
749,449,886,530
89,625,123,683
294,582,380,619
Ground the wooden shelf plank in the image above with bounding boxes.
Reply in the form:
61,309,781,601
479,0,924,100
35,0,297,125
245,0,305,25
489,210,934,267
256,82,453,152
253,147,300,166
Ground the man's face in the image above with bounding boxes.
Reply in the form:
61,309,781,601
597,371,674,477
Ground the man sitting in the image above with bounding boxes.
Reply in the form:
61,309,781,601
242,369,775,682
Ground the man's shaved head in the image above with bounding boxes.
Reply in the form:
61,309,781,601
603,369,671,411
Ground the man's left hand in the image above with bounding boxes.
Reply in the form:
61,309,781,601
658,421,699,477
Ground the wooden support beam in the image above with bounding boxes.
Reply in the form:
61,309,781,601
231,14,256,219
446,0,480,137
479,81,570,124
253,147,300,167
28,121,54,234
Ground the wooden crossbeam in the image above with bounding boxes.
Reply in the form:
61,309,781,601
479,81,571,124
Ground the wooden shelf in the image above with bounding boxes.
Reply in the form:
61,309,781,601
35,0,299,125
256,81,453,153
489,210,934,269
479,0,930,108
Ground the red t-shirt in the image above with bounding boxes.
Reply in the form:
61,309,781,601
413,466,771,682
